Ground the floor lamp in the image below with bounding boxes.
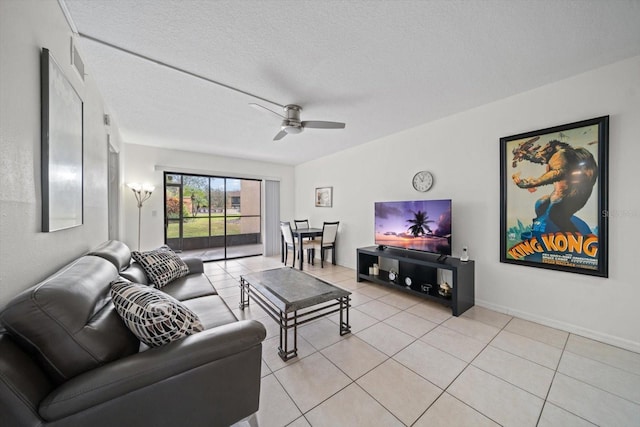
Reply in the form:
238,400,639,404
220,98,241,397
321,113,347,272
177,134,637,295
127,183,155,251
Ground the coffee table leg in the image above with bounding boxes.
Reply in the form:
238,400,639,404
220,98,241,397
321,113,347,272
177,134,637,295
279,311,286,358
278,311,298,361
339,296,351,335
239,278,249,310
294,311,298,354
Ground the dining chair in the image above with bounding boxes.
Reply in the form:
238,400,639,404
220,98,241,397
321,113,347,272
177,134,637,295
294,219,314,262
307,221,339,267
280,221,297,267
294,219,310,230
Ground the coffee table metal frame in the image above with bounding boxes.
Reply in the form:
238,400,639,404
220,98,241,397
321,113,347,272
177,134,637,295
240,268,351,361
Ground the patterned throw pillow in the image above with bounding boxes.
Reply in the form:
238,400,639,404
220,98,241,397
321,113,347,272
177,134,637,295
131,245,189,288
110,280,204,347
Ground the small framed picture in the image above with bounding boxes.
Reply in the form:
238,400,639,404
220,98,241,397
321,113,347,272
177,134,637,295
315,187,333,207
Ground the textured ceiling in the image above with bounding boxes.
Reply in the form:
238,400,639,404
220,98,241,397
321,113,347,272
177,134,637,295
63,0,640,165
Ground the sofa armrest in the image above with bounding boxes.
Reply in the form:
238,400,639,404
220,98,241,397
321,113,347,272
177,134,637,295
40,319,266,421
183,257,204,274
0,333,54,427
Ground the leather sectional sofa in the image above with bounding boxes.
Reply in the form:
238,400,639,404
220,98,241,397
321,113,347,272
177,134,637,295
0,240,266,427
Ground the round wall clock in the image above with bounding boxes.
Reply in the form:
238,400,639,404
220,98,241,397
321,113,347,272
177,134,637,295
412,171,434,192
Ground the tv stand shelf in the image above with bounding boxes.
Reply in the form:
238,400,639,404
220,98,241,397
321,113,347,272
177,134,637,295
357,246,474,316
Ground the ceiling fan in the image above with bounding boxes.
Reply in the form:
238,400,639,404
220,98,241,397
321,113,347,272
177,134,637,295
250,103,346,141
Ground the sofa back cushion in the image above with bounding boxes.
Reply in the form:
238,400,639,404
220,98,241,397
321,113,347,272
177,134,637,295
0,256,140,384
88,239,132,271
89,240,151,285
119,263,150,285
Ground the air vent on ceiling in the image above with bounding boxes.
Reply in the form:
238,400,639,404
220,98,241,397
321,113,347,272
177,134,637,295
70,37,85,81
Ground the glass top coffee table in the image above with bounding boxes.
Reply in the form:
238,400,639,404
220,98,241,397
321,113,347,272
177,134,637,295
240,267,351,361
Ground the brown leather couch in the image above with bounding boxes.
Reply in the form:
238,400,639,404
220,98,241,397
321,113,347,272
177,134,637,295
0,240,266,427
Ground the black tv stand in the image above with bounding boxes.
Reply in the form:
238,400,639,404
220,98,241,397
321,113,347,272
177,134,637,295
376,245,386,251
357,246,474,316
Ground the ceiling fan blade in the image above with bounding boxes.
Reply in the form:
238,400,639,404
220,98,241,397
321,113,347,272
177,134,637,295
302,121,346,129
273,130,288,141
249,103,285,119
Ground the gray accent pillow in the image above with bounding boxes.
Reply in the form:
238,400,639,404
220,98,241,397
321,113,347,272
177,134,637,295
131,245,189,288
110,280,204,347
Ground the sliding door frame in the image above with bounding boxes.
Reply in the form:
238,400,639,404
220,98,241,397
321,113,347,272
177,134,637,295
163,171,262,260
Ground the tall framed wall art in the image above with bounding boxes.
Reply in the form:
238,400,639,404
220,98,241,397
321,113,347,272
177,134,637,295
500,116,609,277
41,48,84,232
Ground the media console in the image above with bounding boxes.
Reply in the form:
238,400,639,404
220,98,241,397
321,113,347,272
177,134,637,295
356,246,475,316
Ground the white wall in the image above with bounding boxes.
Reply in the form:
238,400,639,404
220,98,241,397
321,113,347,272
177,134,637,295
121,143,295,251
295,56,640,352
0,0,122,306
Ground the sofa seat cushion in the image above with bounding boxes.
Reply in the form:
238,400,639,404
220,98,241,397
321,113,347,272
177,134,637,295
131,246,189,288
161,273,218,301
0,256,140,384
111,280,204,347
182,296,238,329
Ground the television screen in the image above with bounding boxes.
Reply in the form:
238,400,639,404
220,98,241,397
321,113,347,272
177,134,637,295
375,199,452,255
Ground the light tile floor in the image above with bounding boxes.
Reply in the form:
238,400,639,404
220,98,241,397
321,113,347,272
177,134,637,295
216,256,640,427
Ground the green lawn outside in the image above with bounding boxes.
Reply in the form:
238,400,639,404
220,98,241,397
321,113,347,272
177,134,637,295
166,214,247,238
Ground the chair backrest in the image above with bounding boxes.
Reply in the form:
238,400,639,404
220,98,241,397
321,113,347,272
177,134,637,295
321,221,339,245
294,219,310,229
280,221,295,245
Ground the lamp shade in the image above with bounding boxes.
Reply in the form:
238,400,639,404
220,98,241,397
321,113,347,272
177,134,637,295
127,183,155,193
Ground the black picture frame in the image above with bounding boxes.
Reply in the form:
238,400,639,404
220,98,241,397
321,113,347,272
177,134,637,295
500,116,609,277
41,48,84,232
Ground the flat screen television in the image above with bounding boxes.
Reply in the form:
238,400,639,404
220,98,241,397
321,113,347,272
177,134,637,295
375,199,452,255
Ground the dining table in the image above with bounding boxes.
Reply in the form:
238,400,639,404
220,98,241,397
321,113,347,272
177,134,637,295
286,227,323,271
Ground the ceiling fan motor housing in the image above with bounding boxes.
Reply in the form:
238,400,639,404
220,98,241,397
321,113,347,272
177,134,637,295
282,104,303,134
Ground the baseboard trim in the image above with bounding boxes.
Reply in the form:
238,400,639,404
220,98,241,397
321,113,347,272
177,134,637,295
475,298,640,354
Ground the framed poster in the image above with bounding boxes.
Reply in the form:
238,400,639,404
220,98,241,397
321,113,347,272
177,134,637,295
315,187,333,207
41,48,84,232
500,116,609,277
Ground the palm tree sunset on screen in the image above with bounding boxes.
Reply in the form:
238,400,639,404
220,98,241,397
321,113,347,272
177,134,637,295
407,210,434,237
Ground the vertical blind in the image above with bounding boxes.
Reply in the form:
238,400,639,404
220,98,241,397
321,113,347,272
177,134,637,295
264,180,280,256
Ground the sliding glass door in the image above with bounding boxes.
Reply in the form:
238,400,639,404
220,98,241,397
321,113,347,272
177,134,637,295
164,172,262,260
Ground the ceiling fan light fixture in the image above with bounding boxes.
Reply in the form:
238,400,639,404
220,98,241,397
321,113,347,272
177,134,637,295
284,125,303,135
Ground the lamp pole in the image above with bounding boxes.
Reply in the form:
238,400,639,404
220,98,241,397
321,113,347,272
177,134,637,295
127,183,155,251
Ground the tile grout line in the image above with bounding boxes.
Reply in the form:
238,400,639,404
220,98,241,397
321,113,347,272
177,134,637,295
406,315,516,426
532,332,598,427
272,265,487,425
343,304,469,426
249,263,407,424
222,261,640,426
258,276,449,426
